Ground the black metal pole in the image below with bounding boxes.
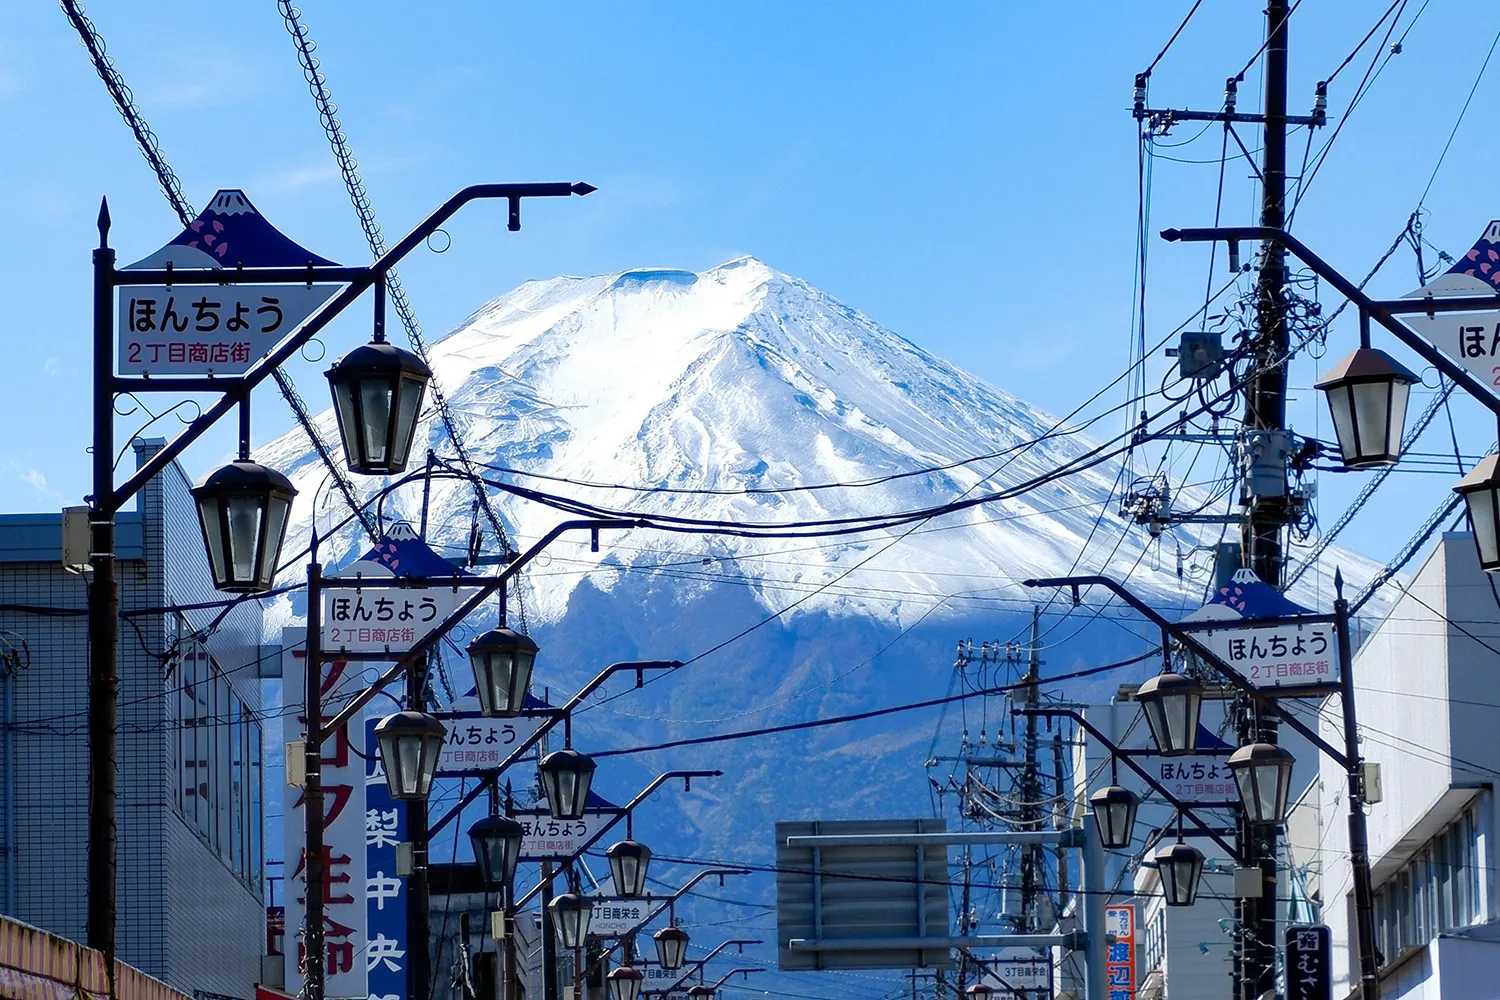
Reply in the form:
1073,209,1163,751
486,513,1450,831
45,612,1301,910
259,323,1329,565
540,861,559,1000
408,655,433,1000
305,562,327,1000
87,198,119,990
1336,578,1381,1000
1241,6,1289,991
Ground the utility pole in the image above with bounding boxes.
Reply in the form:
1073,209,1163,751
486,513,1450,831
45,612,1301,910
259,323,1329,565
1239,3,1291,998
1018,608,1043,933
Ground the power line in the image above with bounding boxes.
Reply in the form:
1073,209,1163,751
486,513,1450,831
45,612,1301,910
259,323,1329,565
277,2,527,631
57,0,379,544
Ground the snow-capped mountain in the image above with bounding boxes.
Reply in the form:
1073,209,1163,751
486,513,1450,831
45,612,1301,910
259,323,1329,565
261,256,1370,626
256,257,1381,958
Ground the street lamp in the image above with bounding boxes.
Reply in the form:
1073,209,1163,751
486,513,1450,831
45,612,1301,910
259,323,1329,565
468,814,525,889
547,891,594,949
1135,672,1203,756
1314,347,1419,469
607,966,644,1000
374,710,447,800
1456,455,1500,572
653,926,689,970
325,340,431,475
191,460,297,593
687,987,714,1000
1088,782,1140,850
607,840,652,898
1155,841,1206,907
1228,741,1296,825
467,627,538,717
965,984,995,1000
539,748,597,820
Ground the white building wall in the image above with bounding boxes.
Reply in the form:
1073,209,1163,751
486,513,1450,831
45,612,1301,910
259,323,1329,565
1314,533,1500,999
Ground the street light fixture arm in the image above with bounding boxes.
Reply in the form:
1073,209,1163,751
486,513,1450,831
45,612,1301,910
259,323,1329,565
424,658,683,840
1015,707,1241,860
112,181,595,506
1021,575,1349,767
510,771,724,911
320,519,645,737
1160,224,1500,426
707,969,765,992
579,869,753,980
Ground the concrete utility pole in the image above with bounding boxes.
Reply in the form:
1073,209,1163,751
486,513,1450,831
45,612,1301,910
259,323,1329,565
1238,3,1291,997
1018,609,1044,933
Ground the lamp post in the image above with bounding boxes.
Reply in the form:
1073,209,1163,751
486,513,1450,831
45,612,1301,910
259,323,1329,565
548,891,594,949
470,808,524,1000
539,748,598,820
1227,741,1296,826
190,457,297,593
324,335,431,476
1087,772,1140,851
86,181,592,968
654,926,690,971
1155,841,1207,907
965,983,995,1000
607,840,652,898
374,710,447,799
606,966,644,1000
1024,572,1382,1000
1313,344,1419,469
467,627,538,717
1134,672,1204,756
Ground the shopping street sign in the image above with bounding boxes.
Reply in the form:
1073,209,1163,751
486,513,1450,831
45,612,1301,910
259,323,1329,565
117,283,339,375
1399,221,1500,392
1179,569,1339,693
320,523,467,655
587,897,652,937
433,713,543,775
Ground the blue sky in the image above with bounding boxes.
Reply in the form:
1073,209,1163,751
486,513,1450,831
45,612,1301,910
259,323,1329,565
3,1,1500,566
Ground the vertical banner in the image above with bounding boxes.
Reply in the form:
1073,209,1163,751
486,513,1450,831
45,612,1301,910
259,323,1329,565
366,720,408,1000
1104,904,1136,1000
1285,925,1331,1000
282,629,369,1000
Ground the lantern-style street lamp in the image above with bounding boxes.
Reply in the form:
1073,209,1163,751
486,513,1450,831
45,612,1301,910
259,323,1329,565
607,967,644,1000
1228,741,1296,825
1135,672,1203,756
1155,841,1206,907
468,814,525,889
1456,455,1500,572
325,340,431,475
965,983,995,1000
654,926,689,970
467,627,538,717
539,748,597,820
687,987,714,1000
374,710,446,800
1314,347,1419,469
548,892,594,949
607,840,652,898
1089,781,1140,851
191,460,297,593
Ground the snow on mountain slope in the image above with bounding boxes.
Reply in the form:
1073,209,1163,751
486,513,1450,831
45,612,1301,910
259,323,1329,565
258,255,1378,628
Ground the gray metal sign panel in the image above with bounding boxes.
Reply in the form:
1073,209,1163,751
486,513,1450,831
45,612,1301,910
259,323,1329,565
776,818,952,971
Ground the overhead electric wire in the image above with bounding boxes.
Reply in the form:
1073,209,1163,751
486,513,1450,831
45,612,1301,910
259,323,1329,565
278,2,527,630
1142,0,1205,78
588,650,1160,759
57,0,379,544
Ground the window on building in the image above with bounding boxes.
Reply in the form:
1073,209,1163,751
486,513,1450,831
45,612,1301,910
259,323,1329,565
1141,909,1165,974
1369,802,1484,968
168,634,264,893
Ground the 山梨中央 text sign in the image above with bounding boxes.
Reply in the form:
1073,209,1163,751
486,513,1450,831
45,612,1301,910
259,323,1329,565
117,283,338,375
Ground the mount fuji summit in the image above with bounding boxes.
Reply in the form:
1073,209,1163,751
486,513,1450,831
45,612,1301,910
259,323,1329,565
256,256,1378,879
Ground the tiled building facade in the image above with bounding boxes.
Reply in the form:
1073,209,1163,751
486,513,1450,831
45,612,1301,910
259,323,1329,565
0,440,267,997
